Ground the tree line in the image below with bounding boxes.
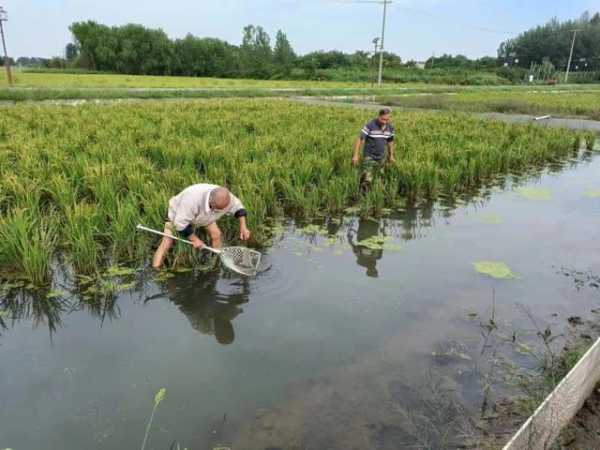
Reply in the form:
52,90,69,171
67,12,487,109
60,21,411,79
10,11,599,82
19,21,495,78
498,11,600,71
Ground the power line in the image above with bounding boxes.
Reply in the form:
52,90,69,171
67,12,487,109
391,5,520,36
326,0,521,36
325,0,391,85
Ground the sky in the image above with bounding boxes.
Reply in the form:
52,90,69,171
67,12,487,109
3,0,600,60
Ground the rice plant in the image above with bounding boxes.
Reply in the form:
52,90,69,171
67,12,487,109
0,99,588,285
0,208,57,286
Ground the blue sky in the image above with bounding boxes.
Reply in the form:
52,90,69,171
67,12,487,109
3,0,599,60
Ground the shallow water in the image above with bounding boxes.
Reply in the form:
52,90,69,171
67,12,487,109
1,151,600,450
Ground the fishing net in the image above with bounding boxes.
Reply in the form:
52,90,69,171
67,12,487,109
219,246,262,276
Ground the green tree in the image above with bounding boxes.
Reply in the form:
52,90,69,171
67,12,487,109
240,25,273,78
498,11,600,71
70,21,116,71
172,35,239,77
45,57,67,69
65,43,79,61
111,24,174,75
273,30,296,76
0,56,15,66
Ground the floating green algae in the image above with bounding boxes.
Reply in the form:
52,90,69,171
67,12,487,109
105,266,136,277
154,271,175,282
356,235,401,251
297,224,328,236
516,187,552,201
584,190,600,198
477,213,503,225
473,261,518,279
357,235,389,250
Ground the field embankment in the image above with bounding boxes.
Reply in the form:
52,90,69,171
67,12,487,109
372,89,600,121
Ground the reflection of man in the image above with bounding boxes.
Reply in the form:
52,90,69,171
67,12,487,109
164,272,249,345
348,219,383,278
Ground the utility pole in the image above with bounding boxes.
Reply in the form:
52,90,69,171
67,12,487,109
377,0,390,86
371,37,379,88
0,6,12,87
565,29,578,83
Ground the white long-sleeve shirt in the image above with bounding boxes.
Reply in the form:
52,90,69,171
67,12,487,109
167,184,246,234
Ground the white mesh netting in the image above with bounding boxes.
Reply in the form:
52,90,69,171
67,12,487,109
219,246,261,276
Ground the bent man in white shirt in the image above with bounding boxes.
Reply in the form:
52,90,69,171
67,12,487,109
152,184,251,269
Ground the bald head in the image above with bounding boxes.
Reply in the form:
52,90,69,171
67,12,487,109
210,187,231,211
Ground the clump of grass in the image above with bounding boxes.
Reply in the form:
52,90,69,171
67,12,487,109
141,387,166,450
0,209,57,286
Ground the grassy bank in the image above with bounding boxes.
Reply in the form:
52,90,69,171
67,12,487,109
4,68,510,88
0,86,463,103
2,71,375,89
373,90,600,120
478,301,600,449
294,67,511,85
3,84,600,103
2,71,600,103
0,99,593,285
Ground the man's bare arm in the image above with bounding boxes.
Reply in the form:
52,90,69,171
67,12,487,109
387,141,396,163
238,215,251,241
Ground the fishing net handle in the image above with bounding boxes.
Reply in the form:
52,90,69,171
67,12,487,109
136,224,222,255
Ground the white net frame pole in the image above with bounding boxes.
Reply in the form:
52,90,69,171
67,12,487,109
503,337,600,450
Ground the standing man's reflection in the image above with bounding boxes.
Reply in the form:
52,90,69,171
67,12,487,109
348,219,383,278
165,272,250,345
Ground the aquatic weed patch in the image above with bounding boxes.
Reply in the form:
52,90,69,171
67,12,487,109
516,187,553,201
473,261,518,279
0,99,585,284
584,190,600,198
356,235,401,251
476,213,504,225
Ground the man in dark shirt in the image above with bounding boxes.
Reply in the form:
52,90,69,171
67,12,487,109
352,108,396,192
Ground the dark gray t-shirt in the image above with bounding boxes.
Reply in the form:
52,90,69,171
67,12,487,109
359,119,395,161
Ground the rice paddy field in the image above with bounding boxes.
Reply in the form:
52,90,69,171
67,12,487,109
0,98,594,288
373,89,600,120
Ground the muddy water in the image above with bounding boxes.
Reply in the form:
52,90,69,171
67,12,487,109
1,151,599,450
